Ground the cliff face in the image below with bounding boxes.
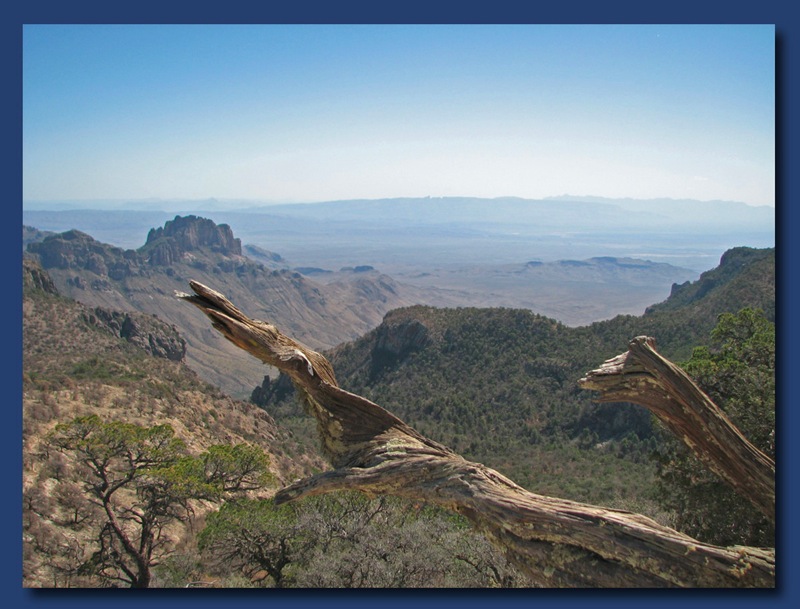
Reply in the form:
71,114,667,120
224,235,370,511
374,317,430,358
27,229,144,282
143,215,242,265
28,229,124,271
369,317,430,379
645,247,775,318
22,255,59,295
81,306,187,362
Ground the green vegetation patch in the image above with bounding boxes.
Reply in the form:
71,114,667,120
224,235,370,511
70,356,147,382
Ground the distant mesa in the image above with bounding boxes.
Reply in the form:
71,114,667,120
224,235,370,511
544,257,658,270
295,267,333,276
341,265,376,273
295,264,377,276
558,260,592,267
589,257,653,269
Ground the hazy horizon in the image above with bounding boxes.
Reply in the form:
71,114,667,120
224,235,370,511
21,194,777,212
24,24,774,207
22,195,774,275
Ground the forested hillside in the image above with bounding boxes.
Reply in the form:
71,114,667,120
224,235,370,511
253,247,775,511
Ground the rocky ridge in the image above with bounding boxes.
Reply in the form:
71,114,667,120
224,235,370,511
142,215,242,264
24,216,425,397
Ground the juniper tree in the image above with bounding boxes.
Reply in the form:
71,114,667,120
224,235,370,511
44,415,272,588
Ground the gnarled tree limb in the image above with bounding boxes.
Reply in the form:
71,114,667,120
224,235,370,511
179,281,774,588
578,336,775,521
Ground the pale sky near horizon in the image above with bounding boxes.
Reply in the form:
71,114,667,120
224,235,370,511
22,24,776,207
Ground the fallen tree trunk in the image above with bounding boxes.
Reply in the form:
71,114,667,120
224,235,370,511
179,281,775,588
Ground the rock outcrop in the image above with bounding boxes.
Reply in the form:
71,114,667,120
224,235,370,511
82,306,187,362
23,255,186,362
143,215,242,265
22,256,59,295
26,215,246,280
369,317,430,379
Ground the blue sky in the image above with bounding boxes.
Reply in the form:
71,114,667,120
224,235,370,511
22,24,775,207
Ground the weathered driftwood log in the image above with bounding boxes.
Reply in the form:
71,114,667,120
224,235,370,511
578,336,775,522
179,281,775,588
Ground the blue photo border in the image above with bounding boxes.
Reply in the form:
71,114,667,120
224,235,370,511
5,2,795,608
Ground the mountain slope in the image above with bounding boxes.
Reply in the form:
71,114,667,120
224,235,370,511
254,246,774,503
25,216,424,397
22,257,327,587
588,246,775,362
22,256,323,479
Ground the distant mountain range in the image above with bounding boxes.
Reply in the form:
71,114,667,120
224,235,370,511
23,194,774,230
23,195,773,273
238,195,773,234
24,214,708,396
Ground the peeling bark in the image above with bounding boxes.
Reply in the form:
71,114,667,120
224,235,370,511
179,282,775,588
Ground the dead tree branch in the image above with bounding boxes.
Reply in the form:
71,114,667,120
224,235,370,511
179,281,774,588
578,336,775,521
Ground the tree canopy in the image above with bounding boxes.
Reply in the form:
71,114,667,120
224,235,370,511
44,416,273,588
